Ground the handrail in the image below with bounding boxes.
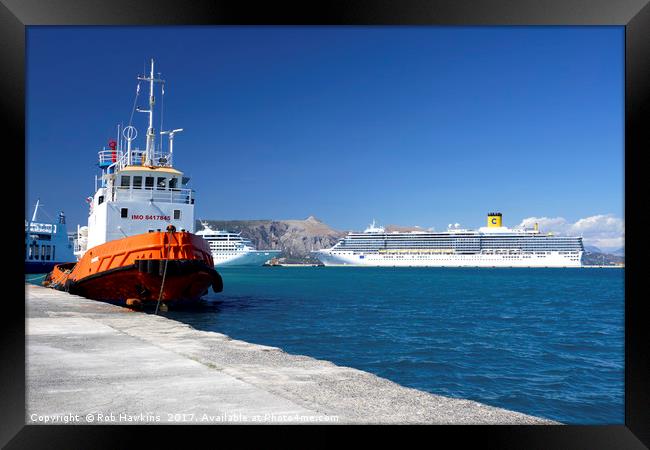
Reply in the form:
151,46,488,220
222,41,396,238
98,148,173,171
111,186,194,204
25,223,57,234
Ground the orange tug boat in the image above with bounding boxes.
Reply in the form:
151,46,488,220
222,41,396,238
44,58,223,305
44,227,222,303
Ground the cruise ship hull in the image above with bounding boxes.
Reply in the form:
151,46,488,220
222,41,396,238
214,250,282,267
314,251,584,268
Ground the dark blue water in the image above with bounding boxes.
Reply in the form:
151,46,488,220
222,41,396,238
167,267,624,424
28,267,624,423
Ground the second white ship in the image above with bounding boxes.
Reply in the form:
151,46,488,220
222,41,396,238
313,212,584,268
196,222,281,266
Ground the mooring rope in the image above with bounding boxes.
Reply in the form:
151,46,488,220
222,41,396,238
154,228,174,315
25,274,47,283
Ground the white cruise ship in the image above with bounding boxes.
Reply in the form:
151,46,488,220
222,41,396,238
196,222,281,266
313,213,584,268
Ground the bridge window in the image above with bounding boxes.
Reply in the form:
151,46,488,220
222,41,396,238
133,176,142,189
120,176,130,187
121,208,128,218
169,178,178,189
98,195,104,205
145,177,154,188
157,177,167,190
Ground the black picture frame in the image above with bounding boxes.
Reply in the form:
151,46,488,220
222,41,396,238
5,0,648,447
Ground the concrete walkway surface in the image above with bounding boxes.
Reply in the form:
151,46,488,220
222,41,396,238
26,284,556,425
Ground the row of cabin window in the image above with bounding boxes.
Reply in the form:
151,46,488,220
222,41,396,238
119,175,179,190
26,242,55,260
119,208,182,220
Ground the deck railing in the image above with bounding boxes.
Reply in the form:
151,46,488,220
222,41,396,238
98,148,173,171
111,186,194,204
25,222,56,234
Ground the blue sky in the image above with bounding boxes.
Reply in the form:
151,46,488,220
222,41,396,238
26,26,624,242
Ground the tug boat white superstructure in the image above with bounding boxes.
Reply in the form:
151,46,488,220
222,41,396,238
314,213,583,268
196,222,281,266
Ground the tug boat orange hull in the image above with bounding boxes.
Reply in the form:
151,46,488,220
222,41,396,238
44,230,222,304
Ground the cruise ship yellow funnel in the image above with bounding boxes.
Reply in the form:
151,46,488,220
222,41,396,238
487,212,502,227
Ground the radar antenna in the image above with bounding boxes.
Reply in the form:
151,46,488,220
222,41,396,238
160,128,183,166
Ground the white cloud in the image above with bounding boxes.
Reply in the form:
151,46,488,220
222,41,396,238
517,214,624,251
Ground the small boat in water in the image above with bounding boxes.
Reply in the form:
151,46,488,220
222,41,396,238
25,199,76,274
44,58,223,305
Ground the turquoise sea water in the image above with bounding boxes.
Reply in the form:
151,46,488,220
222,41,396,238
168,267,624,424
27,267,624,424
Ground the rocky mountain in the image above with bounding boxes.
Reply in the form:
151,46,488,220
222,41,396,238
609,246,625,257
582,251,624,266
197,216,346,260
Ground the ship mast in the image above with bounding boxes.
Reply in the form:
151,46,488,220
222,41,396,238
31,198,40,222
137,58,165,166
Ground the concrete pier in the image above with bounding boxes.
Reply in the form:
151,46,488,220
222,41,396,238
26,284,556,424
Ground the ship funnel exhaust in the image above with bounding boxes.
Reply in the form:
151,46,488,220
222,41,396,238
487,212,502,228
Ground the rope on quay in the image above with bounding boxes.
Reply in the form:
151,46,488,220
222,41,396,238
26,274,47,283
155,226,175,315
